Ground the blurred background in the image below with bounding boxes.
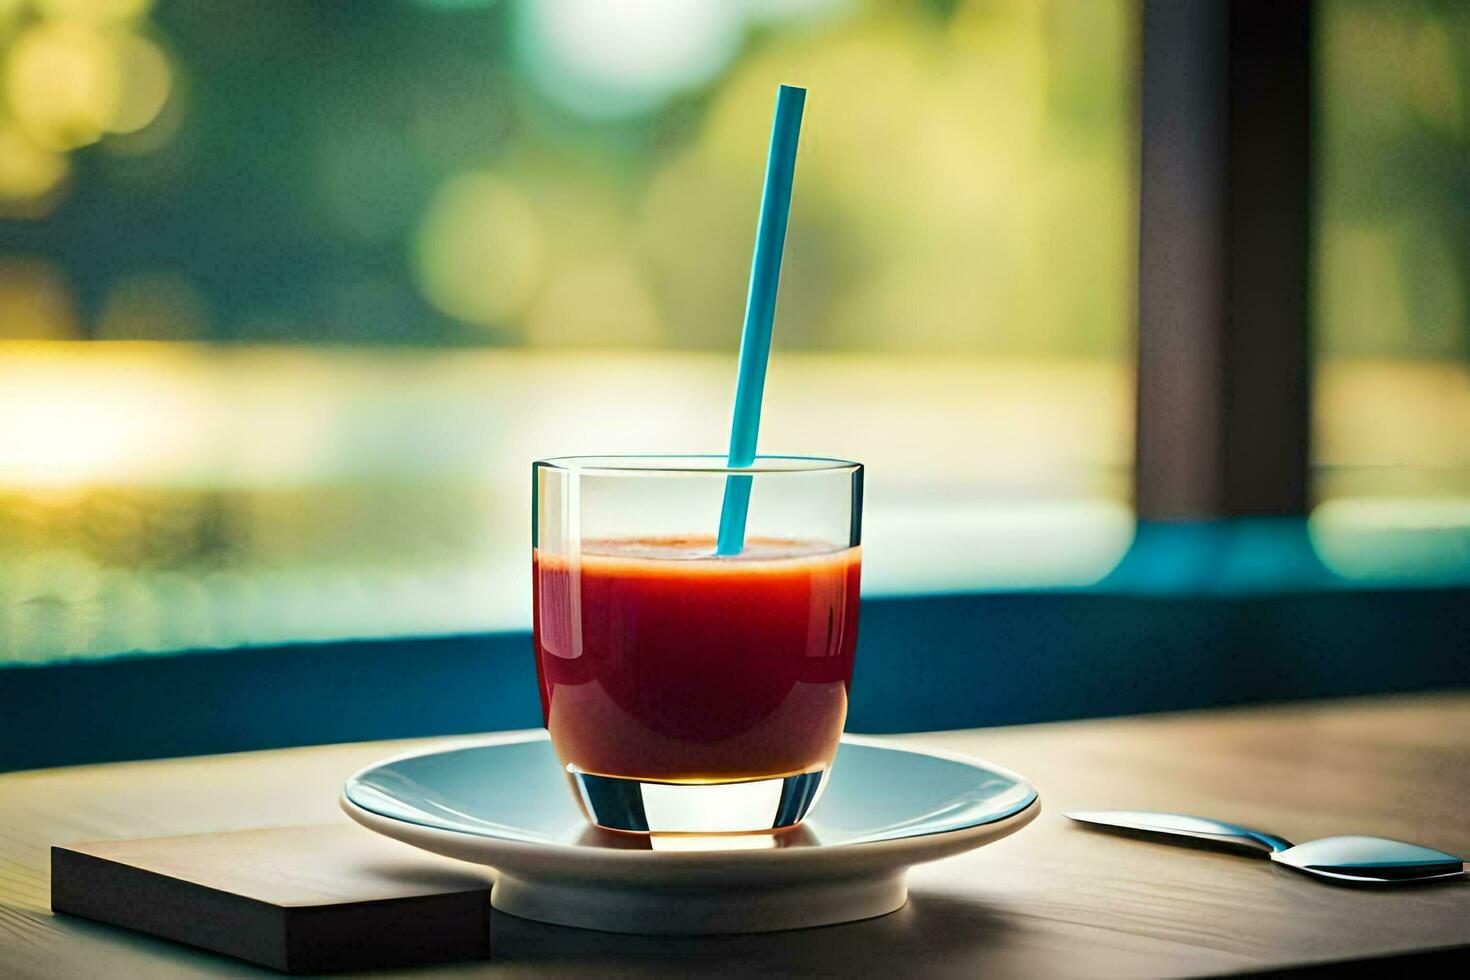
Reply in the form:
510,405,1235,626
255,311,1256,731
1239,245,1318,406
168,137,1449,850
0,0,1465,665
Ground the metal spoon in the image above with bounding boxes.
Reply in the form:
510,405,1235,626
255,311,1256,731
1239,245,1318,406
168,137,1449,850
1065,810,1465,884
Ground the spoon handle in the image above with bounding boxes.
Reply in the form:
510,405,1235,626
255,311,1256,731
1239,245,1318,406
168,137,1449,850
1065,810,1293,856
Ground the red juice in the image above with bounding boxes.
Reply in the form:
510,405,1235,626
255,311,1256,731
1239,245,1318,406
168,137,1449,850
533,536,861,783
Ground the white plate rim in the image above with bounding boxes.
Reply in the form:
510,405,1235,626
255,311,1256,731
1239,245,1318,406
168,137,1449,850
341,730,1041,871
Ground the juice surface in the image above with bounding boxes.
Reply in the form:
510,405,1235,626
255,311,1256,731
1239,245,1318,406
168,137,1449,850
533,536,861,782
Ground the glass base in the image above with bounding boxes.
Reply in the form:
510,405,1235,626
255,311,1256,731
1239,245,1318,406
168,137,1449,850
569,767,829,834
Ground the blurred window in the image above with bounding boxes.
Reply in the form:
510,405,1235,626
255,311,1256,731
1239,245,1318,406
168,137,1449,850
3,0,1135,663
1310,0,1470,580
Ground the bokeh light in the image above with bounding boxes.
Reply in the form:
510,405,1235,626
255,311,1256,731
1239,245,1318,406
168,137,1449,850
5,20,120,150
413,172,546,329
0,123,69,214
516,0,745,119
105,31,170,134
96,270,208,340
0,1,176,211
0,258,80,339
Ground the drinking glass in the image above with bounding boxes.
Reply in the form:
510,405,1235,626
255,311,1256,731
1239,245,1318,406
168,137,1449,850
532,455,863,834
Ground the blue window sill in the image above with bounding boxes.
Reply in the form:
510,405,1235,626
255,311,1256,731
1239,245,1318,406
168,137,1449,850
2,521,1466,772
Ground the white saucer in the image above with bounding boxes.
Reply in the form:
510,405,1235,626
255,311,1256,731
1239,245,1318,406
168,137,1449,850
342,732,1039,934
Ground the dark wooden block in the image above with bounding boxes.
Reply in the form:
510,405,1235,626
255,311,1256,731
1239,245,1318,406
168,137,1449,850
51,824,492,974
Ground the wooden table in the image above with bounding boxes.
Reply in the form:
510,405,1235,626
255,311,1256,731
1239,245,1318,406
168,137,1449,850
2,693,1467,977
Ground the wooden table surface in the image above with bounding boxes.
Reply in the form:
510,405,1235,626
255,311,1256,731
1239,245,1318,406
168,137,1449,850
2,692,1467,978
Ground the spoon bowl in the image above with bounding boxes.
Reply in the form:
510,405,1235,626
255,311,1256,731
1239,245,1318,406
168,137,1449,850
1065,811,1465,885
1272,835,1466,884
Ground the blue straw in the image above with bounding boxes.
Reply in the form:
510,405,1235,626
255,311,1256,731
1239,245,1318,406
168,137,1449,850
716,83,806,556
